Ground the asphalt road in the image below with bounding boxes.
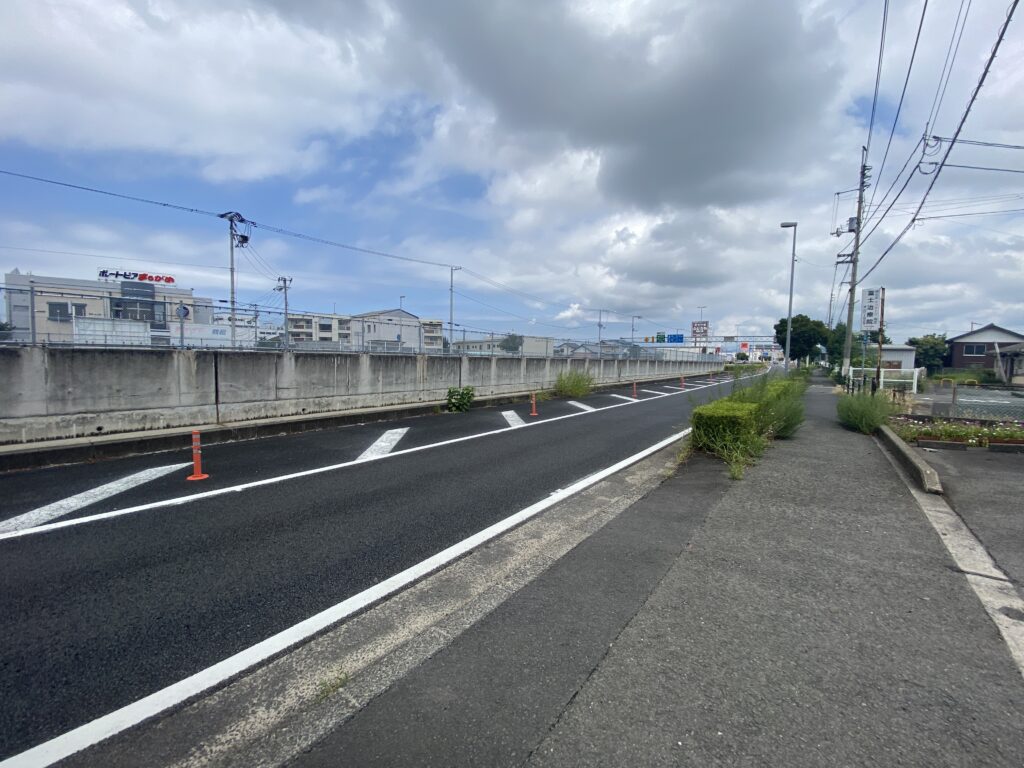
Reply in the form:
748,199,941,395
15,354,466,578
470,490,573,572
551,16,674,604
0,374,744,760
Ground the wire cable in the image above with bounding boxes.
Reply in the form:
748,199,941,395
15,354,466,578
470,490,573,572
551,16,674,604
867,0,928,214
861,0,1019,283
865,0,891,157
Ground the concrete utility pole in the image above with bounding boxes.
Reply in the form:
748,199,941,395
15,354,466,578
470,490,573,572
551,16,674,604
597,309,604,360
841,148,869,377
218,212,248,349
275,276,291,349
449,266,461,355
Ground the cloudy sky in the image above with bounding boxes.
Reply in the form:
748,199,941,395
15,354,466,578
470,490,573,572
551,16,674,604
1,0,1022,346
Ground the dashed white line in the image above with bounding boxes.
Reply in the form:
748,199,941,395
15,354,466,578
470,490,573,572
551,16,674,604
567,401,596,412
608,394,639,402
356,429,409,461
0,427,692,768
501,410,526,427
0,372,766,543
0,463,191,534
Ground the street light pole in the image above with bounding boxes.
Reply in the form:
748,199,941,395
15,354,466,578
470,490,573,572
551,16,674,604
780,222,798,371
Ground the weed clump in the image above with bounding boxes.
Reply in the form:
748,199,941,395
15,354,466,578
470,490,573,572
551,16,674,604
836,392,894,434
555,369,594,398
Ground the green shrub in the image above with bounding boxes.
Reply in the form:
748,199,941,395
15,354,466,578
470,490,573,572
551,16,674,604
836,392,894,434
691,400,764,479
446,386,475,412
555,369,594,397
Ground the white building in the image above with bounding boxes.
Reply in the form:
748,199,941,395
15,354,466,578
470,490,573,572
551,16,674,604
453,334,554,356
285,308,444,353
3,268,214,346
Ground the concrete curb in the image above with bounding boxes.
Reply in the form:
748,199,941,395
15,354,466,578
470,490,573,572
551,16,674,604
877,425,943,495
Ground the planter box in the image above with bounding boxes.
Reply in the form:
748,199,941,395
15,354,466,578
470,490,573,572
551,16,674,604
917,438,968,451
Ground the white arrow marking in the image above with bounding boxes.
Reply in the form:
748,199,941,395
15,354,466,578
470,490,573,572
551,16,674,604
0,463,192,534
567,401,595,412
356,429,409,461
501,411,526,427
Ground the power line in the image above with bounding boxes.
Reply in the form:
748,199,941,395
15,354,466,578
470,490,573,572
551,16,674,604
931,135,1024,150
867,0,928,215
861,0,1019,283
928,162,1024,174
865,0,891,157
916,207,1024,220
925,0,972,132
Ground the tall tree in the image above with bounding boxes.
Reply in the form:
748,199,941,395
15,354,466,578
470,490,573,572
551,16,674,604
498,334,523,353
906,334,948,373
774,315,828,363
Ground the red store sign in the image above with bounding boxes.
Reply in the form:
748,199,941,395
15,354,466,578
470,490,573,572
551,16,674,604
98,269,176,284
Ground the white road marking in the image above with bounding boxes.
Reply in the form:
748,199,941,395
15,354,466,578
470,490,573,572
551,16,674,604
877,439,1024,679
0,427,693,768
0,463,191,534
0,372,767,543
567,401,595,412
501,410,526,427
641,389,668,397
608,394,638,402
663,385,685,390
356,428,408,461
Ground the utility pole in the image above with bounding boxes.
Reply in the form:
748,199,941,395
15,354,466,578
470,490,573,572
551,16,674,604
218,212,249,349
449,266,461,355
631,315,641,349
597,309,604,360
275,276,292,350
841,148,869,377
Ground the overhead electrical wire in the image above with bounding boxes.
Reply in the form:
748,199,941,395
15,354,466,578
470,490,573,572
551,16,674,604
860,0,1019,283
865,0,891,157
925,0,972,132
867,0,929,215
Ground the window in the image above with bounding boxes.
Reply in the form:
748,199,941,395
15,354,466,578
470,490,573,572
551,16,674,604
47,302,86,321
964,343,986,356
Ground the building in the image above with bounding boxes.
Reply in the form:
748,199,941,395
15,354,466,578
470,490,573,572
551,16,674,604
453,334,555,356
879,344,917,370
284,308,444,353
947,324,1024,370
3,268,214,346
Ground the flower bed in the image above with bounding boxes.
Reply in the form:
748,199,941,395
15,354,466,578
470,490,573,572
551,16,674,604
889,416,1024,447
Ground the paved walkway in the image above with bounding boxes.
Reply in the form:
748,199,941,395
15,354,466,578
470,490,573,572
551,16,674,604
292,383,1024,766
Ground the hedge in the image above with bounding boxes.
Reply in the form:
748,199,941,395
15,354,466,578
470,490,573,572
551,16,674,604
691,400,759,450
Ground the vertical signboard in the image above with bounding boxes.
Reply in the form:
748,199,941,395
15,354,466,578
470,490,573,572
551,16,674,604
861,288,881,331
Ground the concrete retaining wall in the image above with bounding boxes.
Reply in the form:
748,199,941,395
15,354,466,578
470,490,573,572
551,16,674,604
0,346,720,444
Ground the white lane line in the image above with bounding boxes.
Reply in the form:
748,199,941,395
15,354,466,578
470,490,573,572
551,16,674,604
356,428,409,461
608,394,639,402
567,401,595,412
0,371,767,543
641,389,669,397
877,439,1024,678
663,385,685,390
0,463,191,534
501,410,526,427
1,427,693,768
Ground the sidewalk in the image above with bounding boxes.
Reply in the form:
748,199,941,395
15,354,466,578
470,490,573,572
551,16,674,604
294,383,1024,767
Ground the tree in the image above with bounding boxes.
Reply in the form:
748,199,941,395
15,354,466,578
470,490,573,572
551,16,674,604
906,334,948,373
735,351,749,361
774,314,828,364
0,321,11,341
498,334,523,353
